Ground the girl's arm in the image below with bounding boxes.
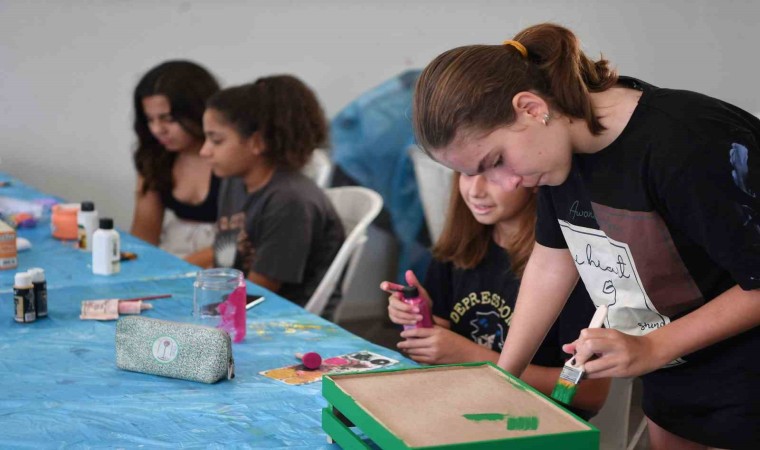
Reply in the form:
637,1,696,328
497,243,581,377
247,271,282,294
130,175,164,245
575,284,760,378
184,246,214,268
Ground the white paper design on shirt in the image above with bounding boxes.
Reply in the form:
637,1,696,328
559,220,684,368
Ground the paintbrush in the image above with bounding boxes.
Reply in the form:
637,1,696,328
550,303,609,405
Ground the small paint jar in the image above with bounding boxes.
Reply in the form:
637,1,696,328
51,203,80,240
14,271,36,323
27,267,47,318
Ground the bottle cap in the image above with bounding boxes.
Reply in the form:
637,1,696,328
99,218,114,229
27,267,46,282
81,201,95,212
14,272,32,287
401,286,419,298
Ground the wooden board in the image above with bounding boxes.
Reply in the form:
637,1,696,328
323,362,597,449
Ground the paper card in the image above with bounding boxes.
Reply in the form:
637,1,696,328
260,350,399,385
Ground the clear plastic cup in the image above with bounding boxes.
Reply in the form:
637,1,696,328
193,268,246,342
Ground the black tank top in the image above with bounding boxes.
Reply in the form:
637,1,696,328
159,174,220,223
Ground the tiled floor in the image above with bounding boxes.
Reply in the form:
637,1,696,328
341,317,650,450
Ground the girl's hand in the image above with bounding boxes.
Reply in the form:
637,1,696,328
562,328,663,378
385,292,420,326
397,325,472,365
379,270,434,326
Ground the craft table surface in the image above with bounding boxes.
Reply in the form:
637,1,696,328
0,173,199,293
0,171,413,448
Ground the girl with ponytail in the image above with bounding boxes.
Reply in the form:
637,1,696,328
414,22,760,449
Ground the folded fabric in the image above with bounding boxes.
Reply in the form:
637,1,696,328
116,316,234,384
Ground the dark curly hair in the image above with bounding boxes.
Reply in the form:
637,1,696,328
206,75,327,170
132,60,220,194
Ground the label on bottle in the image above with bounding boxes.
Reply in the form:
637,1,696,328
77,224,86,249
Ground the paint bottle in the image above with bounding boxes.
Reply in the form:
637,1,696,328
14,271,36,323
27,267,47,318
77,201,98,251
92,218,120,275
401,286,433,330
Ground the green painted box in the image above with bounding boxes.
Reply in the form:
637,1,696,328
322,362,598,449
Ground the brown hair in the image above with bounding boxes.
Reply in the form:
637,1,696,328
133,60,219,194
206,75,327,170
433,172,537,277
413,23,618,153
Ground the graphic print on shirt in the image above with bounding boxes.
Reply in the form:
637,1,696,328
215,212,254,272
730,142,760,235
448,291,512,351
558,219,686,368
469,311,505,350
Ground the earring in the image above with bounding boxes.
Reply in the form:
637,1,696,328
542,113,551,126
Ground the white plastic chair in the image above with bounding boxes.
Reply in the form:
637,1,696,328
303,186,383,318
301,148,333,188
408,145,453,243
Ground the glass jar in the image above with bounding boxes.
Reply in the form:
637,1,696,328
193,268,247,342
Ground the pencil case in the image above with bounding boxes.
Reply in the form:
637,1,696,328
115,316,235,384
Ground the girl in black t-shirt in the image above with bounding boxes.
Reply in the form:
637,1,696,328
411,22,760,449
381,172,610,416
130,61,220,260
198,76,344,305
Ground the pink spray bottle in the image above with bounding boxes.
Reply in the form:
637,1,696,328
401,286,433,330
218,279,247,343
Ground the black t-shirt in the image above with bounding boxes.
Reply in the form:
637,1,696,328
213,170,345,305
159,173,220,222
535,77,760,447
426,239,596,368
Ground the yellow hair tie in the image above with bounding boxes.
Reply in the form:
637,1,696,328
503,40,527,58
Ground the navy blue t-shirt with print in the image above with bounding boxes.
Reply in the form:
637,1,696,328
426,239,596,368
535,77,760,448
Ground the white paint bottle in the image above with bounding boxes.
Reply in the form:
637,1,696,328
92,218,120,275
77,201,98,251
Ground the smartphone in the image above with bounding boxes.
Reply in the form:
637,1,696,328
201,295,265,316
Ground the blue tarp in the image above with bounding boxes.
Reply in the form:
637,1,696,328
330,70,431,281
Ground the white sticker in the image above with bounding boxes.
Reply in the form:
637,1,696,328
152,336,178,363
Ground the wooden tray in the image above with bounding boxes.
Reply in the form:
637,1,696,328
322,362,598,449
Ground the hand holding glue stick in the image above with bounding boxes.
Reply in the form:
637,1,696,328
380,270,433,330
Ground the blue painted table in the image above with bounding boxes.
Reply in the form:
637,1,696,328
0,172,413,448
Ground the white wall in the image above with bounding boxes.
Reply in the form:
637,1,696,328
1,0,759,226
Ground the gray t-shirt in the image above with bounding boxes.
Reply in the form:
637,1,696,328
214,170,345,306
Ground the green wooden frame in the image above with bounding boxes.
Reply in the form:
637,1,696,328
322,361,599,449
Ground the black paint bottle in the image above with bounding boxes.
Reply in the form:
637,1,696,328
28,267,47,318
14,272,36,323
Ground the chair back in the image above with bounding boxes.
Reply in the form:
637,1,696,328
301,149,333,188
408,145,453,243
304,186,383,317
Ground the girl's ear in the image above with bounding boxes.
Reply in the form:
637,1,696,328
247,131,266,155
512,91,550,124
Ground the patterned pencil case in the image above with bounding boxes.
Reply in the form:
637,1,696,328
115,316,235,384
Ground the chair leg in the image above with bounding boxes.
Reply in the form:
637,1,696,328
626,418,647,450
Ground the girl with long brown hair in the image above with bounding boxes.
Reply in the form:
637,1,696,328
130,60,220,259
381,172,609,418
413,22,760,449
